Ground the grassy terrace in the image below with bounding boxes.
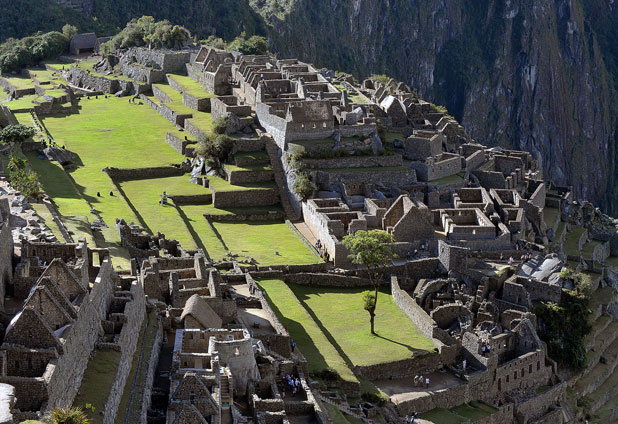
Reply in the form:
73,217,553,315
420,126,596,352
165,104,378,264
153,83,196,114
582,241,603,260
430,172,466,187
33,97,187,267
73,348,122,423
565,226,587,257
167,73,214,98
234,151,270,163
208,176,277,192
255,279,358,383
212,220,320,265
421,401,497,423
186,112,214,135
292,285,435,365
543,207,560,229
2,75,35,90
4,94,40,111
118,176,212,250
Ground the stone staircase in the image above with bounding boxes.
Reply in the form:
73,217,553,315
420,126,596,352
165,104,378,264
315,392,373,424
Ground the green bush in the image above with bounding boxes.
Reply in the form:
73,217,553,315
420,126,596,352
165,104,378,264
534,289,591,370
0,124,36,146
100,16,192,54
0,31,69,73
293,172,316,201
212,116,229,134
195,133,234,170
46,406,90,424
227,32,268,55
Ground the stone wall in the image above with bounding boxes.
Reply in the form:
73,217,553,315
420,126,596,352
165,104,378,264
391,277,457,347
165,132,196,156
284,273,371,287
0,203,13,312
353,351,446,381
44,260,116,411
211,187,279,208
101,279,146,424
104,166,184,181
139,317,163,424
410,154,462,182
118,62,165,84
125,47,191,73
514,382,565,423
301,154,402,170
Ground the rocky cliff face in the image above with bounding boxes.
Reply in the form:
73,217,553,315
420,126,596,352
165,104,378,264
261,0,618,215
5,0,618,212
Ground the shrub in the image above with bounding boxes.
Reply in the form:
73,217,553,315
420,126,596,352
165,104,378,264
9,162,43,200
227,32,268,55
46,406,90,424
0,124,36,146
62,24,78,39
0,31,69,73
201,35,227,50
212,116,229,134
100,16,192,54
292,173,316,201
195,133,234,170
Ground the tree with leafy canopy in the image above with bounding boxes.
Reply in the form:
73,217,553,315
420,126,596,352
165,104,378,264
227,32,268,55
62,24,78,39
342,230,396,334
0,124,36,149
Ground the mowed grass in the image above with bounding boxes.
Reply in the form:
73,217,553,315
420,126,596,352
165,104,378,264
212,220,321,265
176,204,228,260
37,97,186,267
72,348,122,424
255,279,358,383
292,285,436,366
167,73,215,98
118,176,212,250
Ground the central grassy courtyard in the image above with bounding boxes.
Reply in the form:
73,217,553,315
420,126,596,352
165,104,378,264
256,279,436,382
26,96,318,267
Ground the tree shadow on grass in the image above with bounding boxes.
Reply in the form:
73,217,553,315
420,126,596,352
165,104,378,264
255,281,333,375
292,285,422,363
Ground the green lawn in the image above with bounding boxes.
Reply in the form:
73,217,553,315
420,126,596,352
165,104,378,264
167,74,215,98
2,75,35,90
177,204,228,260
255,279,358,383
36,97,187,267
292,286,436,366
186,113,214,135
118,176,210,250
543,206,560,229
72,348,122,424
212,220,320,265
4,94,40,111
565,226,586,257
208,176,277,192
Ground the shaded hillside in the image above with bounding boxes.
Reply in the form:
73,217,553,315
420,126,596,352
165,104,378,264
2,0,618,214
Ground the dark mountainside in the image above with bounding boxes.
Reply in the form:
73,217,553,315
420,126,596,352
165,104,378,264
2,0,617,214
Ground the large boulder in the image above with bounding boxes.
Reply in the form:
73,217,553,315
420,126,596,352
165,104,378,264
44,147,74,166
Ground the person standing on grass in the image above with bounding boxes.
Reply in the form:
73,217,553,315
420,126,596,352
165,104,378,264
159,191,168,206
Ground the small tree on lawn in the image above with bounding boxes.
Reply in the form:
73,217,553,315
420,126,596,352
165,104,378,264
342,230,396,335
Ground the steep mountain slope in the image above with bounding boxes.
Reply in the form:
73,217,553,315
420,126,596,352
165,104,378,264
2,0,617,214
263,0,618,215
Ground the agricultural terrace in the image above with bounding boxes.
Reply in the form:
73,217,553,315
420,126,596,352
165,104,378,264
25,96,317,267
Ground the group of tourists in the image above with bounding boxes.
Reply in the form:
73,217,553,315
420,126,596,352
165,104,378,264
413,375,430,388
315,240,330,262
282,374,302,397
